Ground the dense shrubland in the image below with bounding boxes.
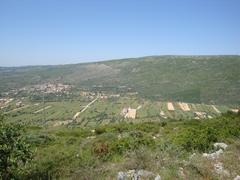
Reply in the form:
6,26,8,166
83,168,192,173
0,112,239,179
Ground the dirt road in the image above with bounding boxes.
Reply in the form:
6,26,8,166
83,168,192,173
73,96,99,119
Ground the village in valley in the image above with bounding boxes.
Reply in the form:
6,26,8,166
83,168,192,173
1,0,240,178
1,81,239,127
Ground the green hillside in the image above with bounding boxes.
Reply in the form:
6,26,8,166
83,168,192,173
1,55,240,105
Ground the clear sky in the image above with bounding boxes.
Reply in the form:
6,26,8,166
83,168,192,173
0,0,240,66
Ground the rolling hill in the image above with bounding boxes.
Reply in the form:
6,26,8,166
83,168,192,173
0,55,240,105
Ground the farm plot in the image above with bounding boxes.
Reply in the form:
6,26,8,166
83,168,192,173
137,101,159,119
4,105,30,114
4,103,45,124
75,99,120,126
157,102,173,118
5,101,89,125
162,102,187,119
178,102,190,111
40,101,89,121
76,97,146,127
216,105,231,113
73,96,99,120
34,106,52,114
211,105,221,114
167,102,175,111
4,95,234,127
188,103,231,119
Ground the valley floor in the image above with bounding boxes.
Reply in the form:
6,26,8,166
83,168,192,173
1,95,235,127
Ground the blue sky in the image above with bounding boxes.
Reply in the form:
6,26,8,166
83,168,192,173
0,0,239,66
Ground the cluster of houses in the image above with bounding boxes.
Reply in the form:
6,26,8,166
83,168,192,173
31,83,71,93
80,91,120,100
0,97,26,109
0,98,14,109
2,83,72,98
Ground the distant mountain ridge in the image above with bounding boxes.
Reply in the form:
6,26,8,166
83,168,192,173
0,55,240,105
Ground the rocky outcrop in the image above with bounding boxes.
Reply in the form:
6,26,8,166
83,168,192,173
202,142,228,159
117,169,161,180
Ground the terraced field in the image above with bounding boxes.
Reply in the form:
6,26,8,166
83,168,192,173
1,96,233,127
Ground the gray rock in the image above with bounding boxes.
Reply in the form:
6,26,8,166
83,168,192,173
137,169,155,177
117,169,161,180
214,142,228,150
117,171,128,180
234,175,240,180
155,175,161,180
203,149,223,159
214,162,230,177
127,169,135,178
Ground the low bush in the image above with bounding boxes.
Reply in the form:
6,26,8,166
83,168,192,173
174,127,218,152
26,134,55,146
173,113,240,152
95,126,107,135
55,128,91,138
93,141,109,156
135,122,160,134
109,133,155,155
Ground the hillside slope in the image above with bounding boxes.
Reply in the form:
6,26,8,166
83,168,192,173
0,55,240,104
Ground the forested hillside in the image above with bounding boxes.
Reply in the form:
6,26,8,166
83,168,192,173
1,55,239,104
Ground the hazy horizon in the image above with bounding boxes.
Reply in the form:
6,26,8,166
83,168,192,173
1,0,240,66
0,54,240,67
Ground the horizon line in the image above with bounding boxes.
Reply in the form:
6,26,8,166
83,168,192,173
1,54,239,68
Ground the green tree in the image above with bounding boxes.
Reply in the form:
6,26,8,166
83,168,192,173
0,114,32,179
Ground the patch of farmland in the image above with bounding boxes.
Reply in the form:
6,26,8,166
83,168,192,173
4,105,30,114
172,102,192,118
158,102,173,118
167,102,175,111
50,120,73,127
188,103,198,112
159,110,167,119
178,102,190,111
73,96,99,120
45,101,89,121
5,101,90,125
211,105,221,114
167,102,192,119
201,105,218,117
34,106,52,114
4,102,47,124
135,100,155,119
216,105,230,113
145,102,160,118
75,98,121,126
191,103,206,112
158,101,171,119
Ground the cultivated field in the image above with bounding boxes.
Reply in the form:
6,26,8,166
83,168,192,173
1,96,232,127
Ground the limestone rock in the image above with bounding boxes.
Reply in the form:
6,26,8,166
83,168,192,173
203,149,223,159
234,175,240,180
155,175,161,180
214,162,230,176
117,171,127,180
214,142,228,150
117,169,160,180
